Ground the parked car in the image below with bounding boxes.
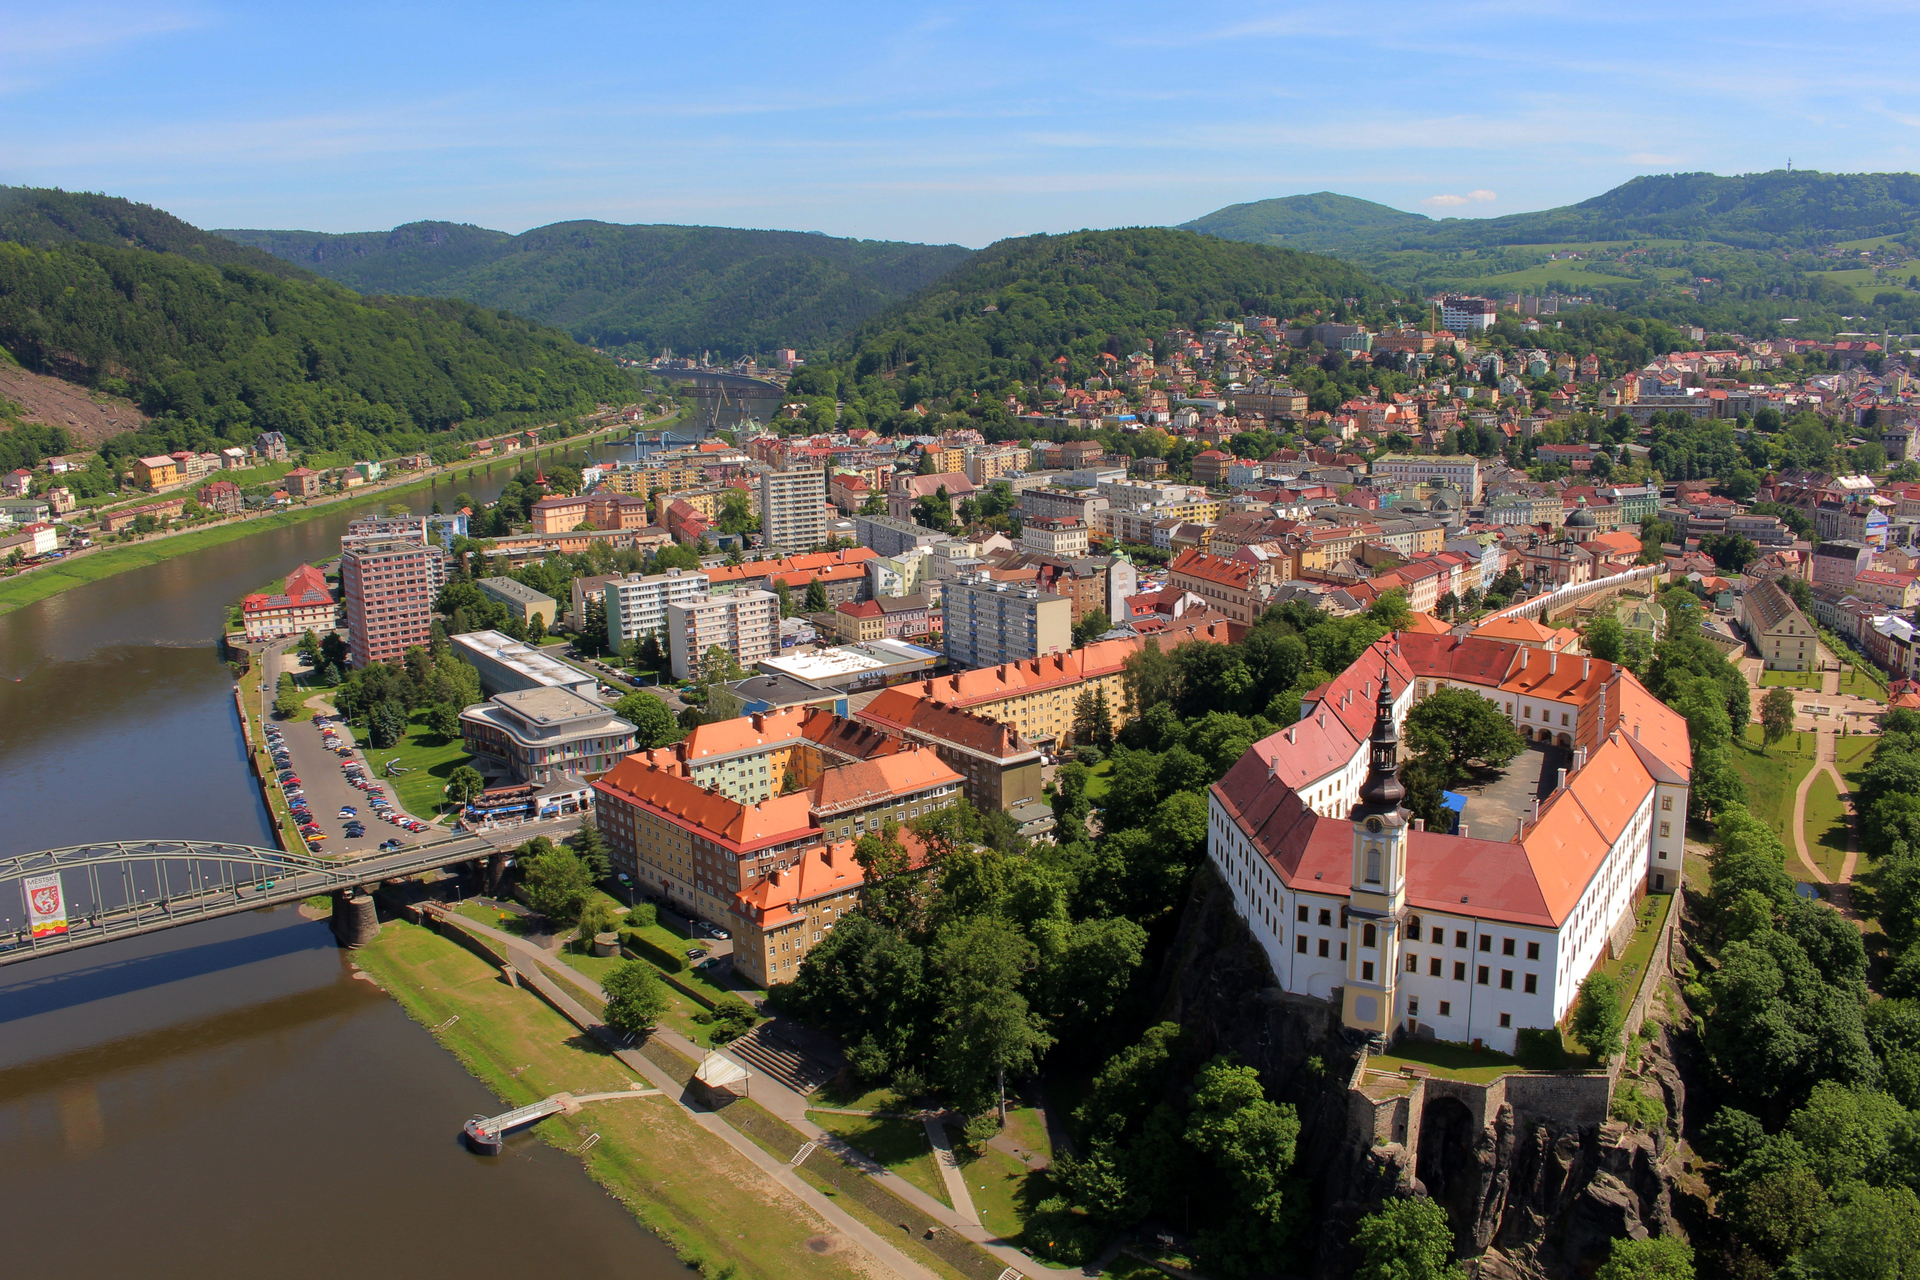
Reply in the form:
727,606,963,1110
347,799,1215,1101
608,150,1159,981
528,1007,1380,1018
379,839,404,851
684,948,704,960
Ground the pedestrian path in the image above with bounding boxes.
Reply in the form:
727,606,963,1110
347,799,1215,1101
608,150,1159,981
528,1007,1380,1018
923,1116,981,1226
1788,726,1864,922
435,909,1056,1280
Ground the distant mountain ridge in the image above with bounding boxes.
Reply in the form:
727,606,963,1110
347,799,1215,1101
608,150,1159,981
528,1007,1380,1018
0,186,313,280
1183,170,1920,254
218,220,976,358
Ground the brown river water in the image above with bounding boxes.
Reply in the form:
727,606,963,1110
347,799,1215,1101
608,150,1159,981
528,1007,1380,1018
0,464,685,1278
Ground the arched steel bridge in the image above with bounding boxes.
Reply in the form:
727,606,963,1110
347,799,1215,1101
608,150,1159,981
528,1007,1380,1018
0,835,503,967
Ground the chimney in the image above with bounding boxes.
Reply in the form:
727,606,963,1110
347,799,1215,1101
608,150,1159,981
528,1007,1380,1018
1550,652,1558,675
1414,818,1426,832
1268,754,1279,780
1533,797,1541,821
1287,726,1297,744
1557,767,1568,791
1458,823,1470,839
1318,712,1326,728
1514,817,1527,841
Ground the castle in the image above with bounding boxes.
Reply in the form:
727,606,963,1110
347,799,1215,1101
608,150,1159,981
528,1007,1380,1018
1207,632,1692,1054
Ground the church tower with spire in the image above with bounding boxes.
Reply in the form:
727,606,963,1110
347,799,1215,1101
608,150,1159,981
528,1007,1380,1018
1342,669,1411,1040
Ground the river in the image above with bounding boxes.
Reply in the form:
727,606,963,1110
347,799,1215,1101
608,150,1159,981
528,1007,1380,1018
0,459,685,1278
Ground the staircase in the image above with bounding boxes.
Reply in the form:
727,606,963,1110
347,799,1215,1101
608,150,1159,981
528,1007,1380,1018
724,1025,838,1095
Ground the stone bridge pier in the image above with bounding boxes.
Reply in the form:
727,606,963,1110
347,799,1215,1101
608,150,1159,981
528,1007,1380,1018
329,889,380,948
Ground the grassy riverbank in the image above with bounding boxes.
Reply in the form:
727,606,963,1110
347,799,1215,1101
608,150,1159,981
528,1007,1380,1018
353,919,871,1280
0,415,672,618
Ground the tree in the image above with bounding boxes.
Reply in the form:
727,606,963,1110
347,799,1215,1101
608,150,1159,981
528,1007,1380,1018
1593,1236,1692,1280
521,839,595,923
527,612,547,643
602,960,669,1036
804,576,829,612
1352,1197,1464,1280
1435,590,1459,620
385,503,410,519
614,691,678,747
717,487,760,535
447,764,486,807
1586,616,1626,664
297,629,322,665
1404,687,1525,783
273,674,303,719
427,702,461,738
636,631,665,672
566,821,613,880
931,916,1054,1115
1761,685,1796,752
1072,609,1113,647
369,697,407,748
1572,972,1626,1064
1072,686,1115,750
1185,1056,1303,1270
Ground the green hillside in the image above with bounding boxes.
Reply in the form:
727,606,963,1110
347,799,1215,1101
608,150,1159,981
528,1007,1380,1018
0,196,635,468
782,226,1384,437
1179,191,1430,251
217,220,976,359
0,186,314,280
1182,170,1920,339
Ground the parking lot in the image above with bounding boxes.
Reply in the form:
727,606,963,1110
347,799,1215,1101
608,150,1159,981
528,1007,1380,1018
266,709,433,858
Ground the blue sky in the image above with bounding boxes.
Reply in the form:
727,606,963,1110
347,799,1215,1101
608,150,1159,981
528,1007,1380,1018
6,0,1920,248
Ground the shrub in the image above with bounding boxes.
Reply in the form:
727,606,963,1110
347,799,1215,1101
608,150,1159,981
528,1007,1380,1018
1610,1082,1668,1130
624,931,687,973
1514,1027,1568,1069
627,901,658,929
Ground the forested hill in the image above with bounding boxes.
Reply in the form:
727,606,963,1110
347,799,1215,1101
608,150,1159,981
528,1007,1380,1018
0,186,314,280
0,209,635,467
826,226,1384,394
217,220,976,359
1185,171,1920,255
1179,191,1432,252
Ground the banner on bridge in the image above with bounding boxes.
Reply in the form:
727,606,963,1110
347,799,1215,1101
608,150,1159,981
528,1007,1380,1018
25,873,69,938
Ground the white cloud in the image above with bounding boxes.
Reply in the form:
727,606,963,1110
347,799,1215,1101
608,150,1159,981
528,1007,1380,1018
1422,189,1497,208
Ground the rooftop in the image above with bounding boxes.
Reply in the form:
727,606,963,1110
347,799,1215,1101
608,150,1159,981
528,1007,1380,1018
450,629,596,690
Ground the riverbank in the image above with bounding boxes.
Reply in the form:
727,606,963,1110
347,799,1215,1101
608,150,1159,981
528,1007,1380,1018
352,918,892,1280
0,412,681,618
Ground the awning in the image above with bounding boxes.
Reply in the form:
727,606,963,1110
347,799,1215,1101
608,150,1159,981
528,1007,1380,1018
695,1052,749,1091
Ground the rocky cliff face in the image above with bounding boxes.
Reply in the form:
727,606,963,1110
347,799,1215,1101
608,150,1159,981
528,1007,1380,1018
1158,868,1697,1279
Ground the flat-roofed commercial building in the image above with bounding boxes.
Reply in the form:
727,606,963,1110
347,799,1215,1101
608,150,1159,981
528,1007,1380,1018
450,629,598,697
756,638,945,691
942,574,1072,669
853,513,951,558
477,576,557,628
667,590,779,680
459,687,638,784
605,568,710,650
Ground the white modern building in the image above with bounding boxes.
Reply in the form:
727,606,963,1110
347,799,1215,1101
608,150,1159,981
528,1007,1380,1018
758,465,829,552
606,568,711,650
666,590,779,680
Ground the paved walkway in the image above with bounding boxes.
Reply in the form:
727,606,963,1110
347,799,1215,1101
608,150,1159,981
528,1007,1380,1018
435,911,1055,1280
923,1116,981,1226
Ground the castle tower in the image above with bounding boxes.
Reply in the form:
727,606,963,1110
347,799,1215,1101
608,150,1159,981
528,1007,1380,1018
1342,668,1410,1040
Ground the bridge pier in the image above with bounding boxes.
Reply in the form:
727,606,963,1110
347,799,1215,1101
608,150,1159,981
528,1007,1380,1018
329,890,380,949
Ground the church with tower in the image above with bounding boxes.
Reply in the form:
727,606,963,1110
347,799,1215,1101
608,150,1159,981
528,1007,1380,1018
1207,630,1691,1054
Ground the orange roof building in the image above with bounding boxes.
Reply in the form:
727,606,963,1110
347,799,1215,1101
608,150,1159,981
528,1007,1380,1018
1208,626,1691,1055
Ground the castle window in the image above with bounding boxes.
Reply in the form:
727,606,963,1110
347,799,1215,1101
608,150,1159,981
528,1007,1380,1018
1407,954,1419,972
1408,915,1422,935
1362,962,1375,981
1319,908,1332,927
1408,999,1420,1017
1430,957,1442,976
1526,941,1540,960
1439,1001,1451,1017
1297,936,1307,954
1524,973,1538,994
1363,923,1377,948
1477,966,1490,985
1432,927,1443,944
1479,935,1493,952
1340,943,1348,961
1498,1012,1512,1028
1318,939,1329,958
1298,905,1309,922
1661,795,1673,811
1455,931,1467,948
1365,848,1381,884
1660,821,1671,837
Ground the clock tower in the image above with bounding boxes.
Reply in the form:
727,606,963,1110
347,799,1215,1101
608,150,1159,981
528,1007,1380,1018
1342,670,1409,1040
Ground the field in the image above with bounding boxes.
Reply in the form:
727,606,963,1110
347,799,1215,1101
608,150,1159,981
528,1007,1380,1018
956,1143,1058,1245
807,1112,949,1208
1760,669,1821,689
1367,1038,1528,1084
350,709,475,817
1728,724,1818,844
1803,772,1852,883
351,919,870,1280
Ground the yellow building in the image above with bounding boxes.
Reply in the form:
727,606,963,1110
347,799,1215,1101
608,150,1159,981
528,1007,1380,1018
133,455,181,490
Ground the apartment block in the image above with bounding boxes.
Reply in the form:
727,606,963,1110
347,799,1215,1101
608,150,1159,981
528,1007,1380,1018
942,574,1072,669
341,539,448,667
758,465,829,552
477,576,557,628
606,568,711,650
667,590,780,680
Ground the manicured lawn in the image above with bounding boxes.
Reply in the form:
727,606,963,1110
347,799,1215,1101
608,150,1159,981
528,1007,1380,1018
1596,891,1673,1011
1081,758,1114,803
1729,725,1818,845
957,1143,1058,1245
351,709,475,817
813,1079,911,1112
1838,735,1879,768
1837,666,1887,700
808,1112,950,1208
1804,772,1851,882
1760,669,1821,689
1000,1101,1052,1163
355,920,869,1280
1368,1039,1529,1084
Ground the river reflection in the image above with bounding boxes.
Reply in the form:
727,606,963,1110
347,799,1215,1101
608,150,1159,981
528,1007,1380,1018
0,460,681,1278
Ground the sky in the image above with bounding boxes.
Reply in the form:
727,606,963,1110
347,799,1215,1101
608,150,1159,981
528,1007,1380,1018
7,0,1920,248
